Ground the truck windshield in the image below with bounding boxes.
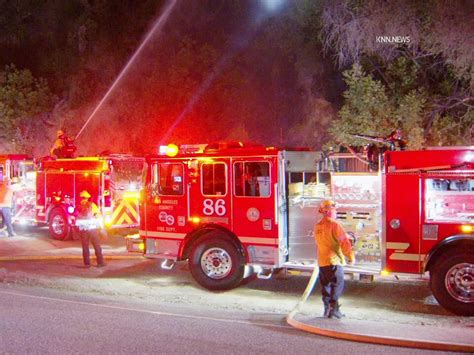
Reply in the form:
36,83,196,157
110,159,144,191
151,162,184,196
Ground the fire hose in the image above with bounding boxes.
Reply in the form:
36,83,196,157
286,266,474,352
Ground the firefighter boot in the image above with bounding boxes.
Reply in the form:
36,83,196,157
328,303,345,319
323,304,331,318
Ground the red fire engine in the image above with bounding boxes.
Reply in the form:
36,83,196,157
35,155,144,240
129,142,473,315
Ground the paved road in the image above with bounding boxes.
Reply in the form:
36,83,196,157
1,227,472,352
0,284,437,354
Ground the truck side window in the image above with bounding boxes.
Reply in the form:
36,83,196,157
10,162,20,179
234,162,270,197
202,163,227,196
157,163,184,196
149,163,159,197
425,178,474,222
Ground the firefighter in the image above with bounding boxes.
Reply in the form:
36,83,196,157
0,179,18,237
385,129,407,151
314,199,355,318
76,190,105,268
50,130,77,159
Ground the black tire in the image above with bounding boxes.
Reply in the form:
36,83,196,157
430,250,474,316
48,208,70,241
189,234,245,291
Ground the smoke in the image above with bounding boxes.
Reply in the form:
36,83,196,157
64,1,340,154
74,0,178,144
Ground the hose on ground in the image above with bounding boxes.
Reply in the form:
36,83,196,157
285,266,474,353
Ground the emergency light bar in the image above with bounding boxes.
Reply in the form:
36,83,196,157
158,144,209,156
159,144,179,157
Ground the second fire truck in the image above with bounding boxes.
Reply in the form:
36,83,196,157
35,154,144,240
128,142,473,315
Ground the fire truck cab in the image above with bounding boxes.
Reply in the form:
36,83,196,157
36,155,144,240
135,143,473,316
135,143,331,289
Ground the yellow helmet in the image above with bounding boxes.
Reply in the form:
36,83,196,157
79,190,91,199
57,130,65,138
319,199,336,213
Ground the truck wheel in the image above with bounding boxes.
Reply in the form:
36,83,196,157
430,251,473,316
48,209,70,241
189,234,245,291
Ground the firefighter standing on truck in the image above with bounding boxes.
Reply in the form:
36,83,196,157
76,190,105,268
314,199,355,319
50,130,77,159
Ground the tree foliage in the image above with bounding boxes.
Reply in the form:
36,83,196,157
0,64,55,154
321,0,473,148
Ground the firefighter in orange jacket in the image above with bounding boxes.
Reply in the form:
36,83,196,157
76,190,105,268
314,199,355,318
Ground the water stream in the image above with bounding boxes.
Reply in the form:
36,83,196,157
75,0,178,140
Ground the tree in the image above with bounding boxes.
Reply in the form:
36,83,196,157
329,64,426,149
320,0,473,147
0,65,55,154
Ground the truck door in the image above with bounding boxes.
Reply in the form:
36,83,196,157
232,158,277,244
188,159,231,230
143,160,188,249
385,173,421,273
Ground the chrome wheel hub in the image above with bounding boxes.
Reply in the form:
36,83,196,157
52,215,65,235
201,247,232,280
445,263,473,303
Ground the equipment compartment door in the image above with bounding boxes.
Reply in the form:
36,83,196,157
35,172,46,223
385,173,421,273
45,173,75,206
